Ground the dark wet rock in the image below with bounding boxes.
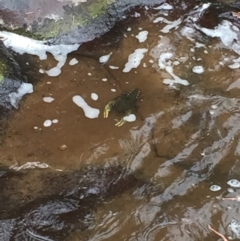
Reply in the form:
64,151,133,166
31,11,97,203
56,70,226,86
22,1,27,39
0,164,146,240
0,43,34,113
0,0,163,44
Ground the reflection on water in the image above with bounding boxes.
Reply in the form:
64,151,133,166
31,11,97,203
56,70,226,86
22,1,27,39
2,0,240,240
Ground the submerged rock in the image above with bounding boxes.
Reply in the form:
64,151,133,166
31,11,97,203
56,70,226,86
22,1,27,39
0,164,147,240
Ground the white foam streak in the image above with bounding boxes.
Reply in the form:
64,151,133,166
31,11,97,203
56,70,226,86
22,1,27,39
73,95,100,119
9,83,33,108
0,31,79,76
123,48,148,73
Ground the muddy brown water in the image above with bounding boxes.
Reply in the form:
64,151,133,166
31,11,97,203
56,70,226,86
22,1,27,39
1,1,240,240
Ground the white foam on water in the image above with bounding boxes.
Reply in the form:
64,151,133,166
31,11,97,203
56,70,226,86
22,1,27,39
195,42,206,48
158,52,173,69
52,119,58,124
135,31,148,43
227,179,240,188
9,82,34,108
158,52,189,86
153,16,171,24
109,65,119,69
153,16,182,33
69,58,79,66
123,114,136,122
164,66,189,86
91,93,98,101
161,18,182,33
209,185,221,191
43,119,52,127
134,12,140,17
192,66,204,74
72,95,100,119
0,31,79,76
43,96,55,103
154,3,173,10
229,62,240,69
230,220,240,238
99,52,112,64
123,48,148,73
228,188,234,193
195,20,240,58
10,162,50,171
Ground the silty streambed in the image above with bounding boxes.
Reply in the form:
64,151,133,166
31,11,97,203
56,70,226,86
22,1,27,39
1,1,240,240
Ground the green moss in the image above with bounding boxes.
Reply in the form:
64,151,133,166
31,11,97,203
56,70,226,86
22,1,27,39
87,0,114,18
12,28,44,40
0,0,116,40
0,61,5,83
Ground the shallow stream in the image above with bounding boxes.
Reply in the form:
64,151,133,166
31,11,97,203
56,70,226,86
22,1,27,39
1,1,240,240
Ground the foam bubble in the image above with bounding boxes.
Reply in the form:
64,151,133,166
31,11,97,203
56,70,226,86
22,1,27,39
43,119,52,127
123,114,136,122
210,185,221,191
192,66,204,74
109,66,119,69
69,58,79,66
52,119,58,124
72,95,100,119
99,52,112,64
9,82,34,108
227,179,240,188
43,97,54,103
135,31,148,43
91,93,98,101
123,48,148,73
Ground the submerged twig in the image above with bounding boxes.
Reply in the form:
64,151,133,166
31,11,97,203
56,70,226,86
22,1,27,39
222,196,240,201
208,225,228,241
